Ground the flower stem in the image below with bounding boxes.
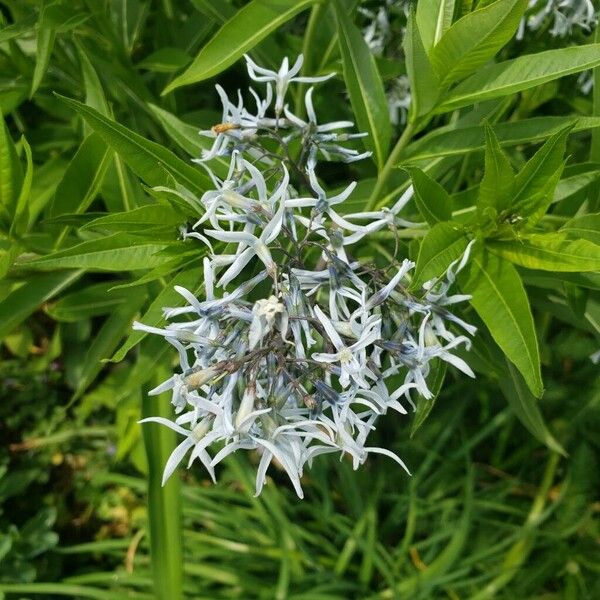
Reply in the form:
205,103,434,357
365,121,415,212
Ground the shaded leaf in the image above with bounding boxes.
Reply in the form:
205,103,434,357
460,249,543,397
334,0,391,169
408,167,452,225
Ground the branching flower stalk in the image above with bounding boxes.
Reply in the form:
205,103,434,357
136,55,477,498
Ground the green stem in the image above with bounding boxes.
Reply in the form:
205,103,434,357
365,121,415,212
142,365,184,600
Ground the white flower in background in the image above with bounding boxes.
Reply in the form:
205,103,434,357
137,54,477,498
517,0,598,39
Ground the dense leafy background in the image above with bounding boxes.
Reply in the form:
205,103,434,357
0,0,599,598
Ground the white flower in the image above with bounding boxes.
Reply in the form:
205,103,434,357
245,54,334,115
248,295,288,349
312,306,380,388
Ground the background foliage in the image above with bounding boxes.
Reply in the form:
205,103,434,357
0,0,599,598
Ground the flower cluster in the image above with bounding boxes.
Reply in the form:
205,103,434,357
137,55,476,498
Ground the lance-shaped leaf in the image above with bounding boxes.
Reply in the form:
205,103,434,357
560,213,600,246
163,0,316,93
0,111,23,227
437,44,600,113
413,222,469,288
23,234,172,272
460,249,543,397
50,133,112,218
477,123,514,219
0,271,82,340
407,167,452,225
111,268,200,362
416,0,456,54
56,95,210,194
488,233,600,272
510,125,571,226
430,0,527,85
499,360,565,455
404,10,440,119
410,359,447,437
403,116,600,162
334,0,391,169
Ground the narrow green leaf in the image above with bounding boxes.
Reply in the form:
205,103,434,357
111,268,200,362
30,4,56,97
46,281,130,322
72,287,147,399
410,359,447,437
0,110,23,227
11,136,33,235
488,234,600,272
76,42,110,117
560,213,600,246
24,234,171,272
413,222,468,288
50,133,112,218
0,271,82,340
499,360,565,455
56,96,210,194
404,116,600,162
511,125,571,226
137,47,191,73
416,0,456,53
437,44,600,113
81,205,184,233
460,250,543,397
334,0,391,169
404,10,440,119
163,0,315,93
430,0,526,85
408,167,452,225
477,123,514,218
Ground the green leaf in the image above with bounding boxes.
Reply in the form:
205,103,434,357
416,0,456,54
437,44,600,113
23,234,172,272
72,287,147,399
76,42,110,117
50,133,112,218
81,205,184,233
413,222,469,288
404,116,600,162
407,167,452,225
404,10,440,119
488,234,600,272
510,125,571,226
11,136,33,235
430,0,526,85
460,249,543,397
163,0,316,93
0,271,82,340
477,123,514,218
46,281,130,322
137,47,191,73
56,96,210,194
0,111,23,227
410,359,447,437
333,0,391,170
499,360,565,455
560,213,600,245
30,4,56,97
111,268,200,362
